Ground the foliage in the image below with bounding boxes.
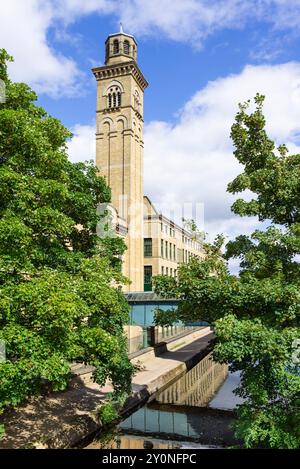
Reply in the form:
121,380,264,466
154,307,180,327
153,94,300,448
0,409,4,440
0,49,133,416
97,392,128,425
94,426,120,448
97,401,119,425
182,218,205,243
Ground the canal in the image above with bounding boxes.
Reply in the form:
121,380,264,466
85,353,243,449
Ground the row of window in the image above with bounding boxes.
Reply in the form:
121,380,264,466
143,265,178,292
182,235,200,249
161,266,177,277
106,87,141,111
144,238,198,264
183,250,193,263
161,222,175,237
160,239,176,261
160,222,201,251
107,39,131,56
144,257,199,292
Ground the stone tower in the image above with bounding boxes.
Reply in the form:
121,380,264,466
93,28,148,292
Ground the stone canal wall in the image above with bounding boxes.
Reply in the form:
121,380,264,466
0,327,215,449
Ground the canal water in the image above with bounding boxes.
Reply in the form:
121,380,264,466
86,353,243,449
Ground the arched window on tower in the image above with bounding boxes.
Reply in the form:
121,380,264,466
113,39,119,54
106,43,109,61
123,40,130,55
107,86,122,110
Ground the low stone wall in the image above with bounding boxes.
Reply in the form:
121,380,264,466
0,327,214,449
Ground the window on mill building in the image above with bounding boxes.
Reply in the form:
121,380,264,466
144,238,152,257
144,266,152,292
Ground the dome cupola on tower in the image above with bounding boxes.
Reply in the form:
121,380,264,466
105,24,137,65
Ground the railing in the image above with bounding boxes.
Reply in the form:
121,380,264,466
148,325,200,346
124,325,203,355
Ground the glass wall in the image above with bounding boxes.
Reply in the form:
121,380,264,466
129,302,177,326
126,293,209,327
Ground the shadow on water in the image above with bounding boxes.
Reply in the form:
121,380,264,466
86,353,243,449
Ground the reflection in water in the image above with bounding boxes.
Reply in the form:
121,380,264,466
86,404,237,449
122,405,196,437
118,404,237,447
86,352,239,449
156,352,228,407
209,371,243,410
87,434,206,449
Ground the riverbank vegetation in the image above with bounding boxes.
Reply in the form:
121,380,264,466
154,94,300,448
0,50,133,428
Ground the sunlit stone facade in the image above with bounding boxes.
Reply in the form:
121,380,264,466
93,30,204,292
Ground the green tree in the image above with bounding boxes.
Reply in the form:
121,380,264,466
153,94,300,448
0,49,133,416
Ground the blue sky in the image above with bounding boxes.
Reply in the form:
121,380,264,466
1,0,300,245
36,4,300,128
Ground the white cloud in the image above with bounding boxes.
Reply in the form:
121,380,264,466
118,0,251,45
67,124,96,163
143,62,300,241
67,62,300,242
3,1,300,97
118,0,300,48
270,0,300,30
0,0,112,97
0,1,80,97
52,0,113,20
